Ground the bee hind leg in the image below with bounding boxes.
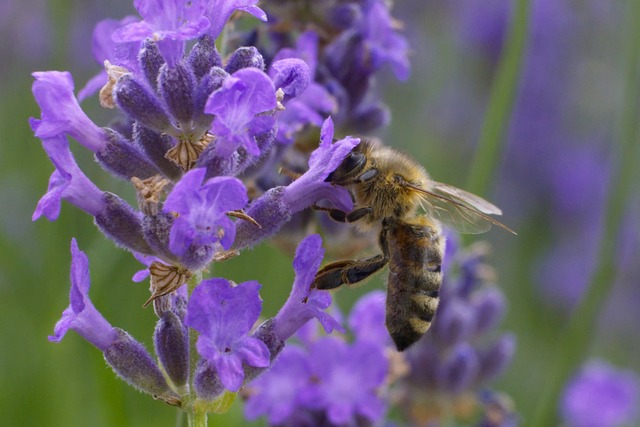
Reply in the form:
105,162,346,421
311,254,388,290
312,205,373,223
312,225,390,290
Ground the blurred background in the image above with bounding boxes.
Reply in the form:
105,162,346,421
1,0,638,426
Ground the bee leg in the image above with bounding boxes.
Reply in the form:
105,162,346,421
312,205,373,223
312,225,390,290
312,255,388,290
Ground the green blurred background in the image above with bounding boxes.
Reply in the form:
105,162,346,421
2,1,638,426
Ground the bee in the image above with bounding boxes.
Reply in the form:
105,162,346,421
312,140,514,351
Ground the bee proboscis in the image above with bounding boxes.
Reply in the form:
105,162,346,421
311,140,514,351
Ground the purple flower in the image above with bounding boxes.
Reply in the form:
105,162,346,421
49,239,119,350
205,0,267,41
31,71,108,152
306,337,388,425
114,0,211,66
205,68,277,158
163,167,248,258
561,360,640,427
359,1,410,80
274,234,344,341
31,134,105,221
348,290,389,346
283,117,359,213
185,278,270,392
244,345,312,424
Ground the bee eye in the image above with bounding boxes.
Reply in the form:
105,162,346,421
341,152,365,173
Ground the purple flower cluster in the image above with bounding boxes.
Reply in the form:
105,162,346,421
30,0,412,420
50,234,338,407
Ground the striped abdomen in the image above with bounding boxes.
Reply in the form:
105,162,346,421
385,217,444,351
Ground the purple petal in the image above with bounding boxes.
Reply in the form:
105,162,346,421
206,0,267,40
49,239,118,350
32,134,105,221
214,353,245,391
31,71,107,152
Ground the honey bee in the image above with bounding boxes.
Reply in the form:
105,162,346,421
312,140,514,351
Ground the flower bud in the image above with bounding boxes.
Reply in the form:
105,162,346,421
479,333,516,382
225,47,265,74
188,34,222,79
95,128,159,180
232,187,292,251
159,61,196,125
94,192,154,254
142,212,178,263
114,74,173,133
133,125,183,181
104,328,178,403
432,299,475,347
194,361,225,401
437,343,480,394
154,311,189,388
471,287,506,336
352,102,390,133
139,40,165,90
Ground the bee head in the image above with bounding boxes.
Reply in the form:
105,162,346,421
325,146,367,184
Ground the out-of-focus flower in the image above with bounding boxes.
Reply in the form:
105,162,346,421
561,360,640,427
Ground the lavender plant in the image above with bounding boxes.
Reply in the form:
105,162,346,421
31,0,516,425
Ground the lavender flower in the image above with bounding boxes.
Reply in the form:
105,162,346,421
50,239,178,403
163,168,247,268
205,68,277,158
274,234,343,341
561,360,640,427
186,278,270,392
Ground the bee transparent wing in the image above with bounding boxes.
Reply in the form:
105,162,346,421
407,182,516,235
429,181,503,215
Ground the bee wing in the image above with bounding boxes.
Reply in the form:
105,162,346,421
430,181,503,215
406,182,516,235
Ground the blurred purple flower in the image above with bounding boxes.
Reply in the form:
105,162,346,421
185,278,270,392
561,360,640,427
305,337,388,425
348,290,388,346
244,345,312,424
163,167,248,257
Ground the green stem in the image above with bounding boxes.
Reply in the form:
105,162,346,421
187,407,208,427
529,1,640,425
466,0,530,197
186,271,205,426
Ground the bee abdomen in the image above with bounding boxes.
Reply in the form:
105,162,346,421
385,219,444,351
386,275,442,351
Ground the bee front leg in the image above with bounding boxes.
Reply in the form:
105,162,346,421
312,205,373,223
